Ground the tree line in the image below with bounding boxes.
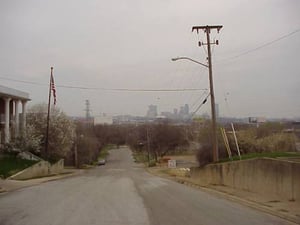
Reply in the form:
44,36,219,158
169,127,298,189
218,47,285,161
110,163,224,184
0,104,190,167
1,104,297,167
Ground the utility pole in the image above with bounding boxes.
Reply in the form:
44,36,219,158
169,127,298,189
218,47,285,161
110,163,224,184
192,25,222,162
146,127,151,166
74,136,78,168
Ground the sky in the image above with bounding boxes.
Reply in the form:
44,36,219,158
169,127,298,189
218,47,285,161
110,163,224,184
0,0,299,119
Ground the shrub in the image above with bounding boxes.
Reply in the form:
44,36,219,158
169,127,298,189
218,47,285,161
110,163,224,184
74,122,101,166
148,160,156,167
196,144,213,167
236,129,296,153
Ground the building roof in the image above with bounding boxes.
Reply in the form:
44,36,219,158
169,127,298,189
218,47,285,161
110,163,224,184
0,85,30,101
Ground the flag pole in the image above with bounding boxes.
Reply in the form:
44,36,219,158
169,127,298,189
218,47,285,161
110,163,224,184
45,67,53,157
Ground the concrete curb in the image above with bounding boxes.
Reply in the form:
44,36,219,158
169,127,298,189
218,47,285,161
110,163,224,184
179,179,300,224
0,169,84,194
146,167,300,225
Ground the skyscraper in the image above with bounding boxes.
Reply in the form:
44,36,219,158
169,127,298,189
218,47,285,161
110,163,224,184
146,105,157,118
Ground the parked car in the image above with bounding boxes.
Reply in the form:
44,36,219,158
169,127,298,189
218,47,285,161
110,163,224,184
98,159,106,166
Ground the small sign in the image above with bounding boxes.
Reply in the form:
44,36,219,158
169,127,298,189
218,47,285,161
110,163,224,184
168,160,176,168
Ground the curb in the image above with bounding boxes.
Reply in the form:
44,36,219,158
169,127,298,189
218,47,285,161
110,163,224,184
146,167,300,225
0,170,83,194
178,179,300,224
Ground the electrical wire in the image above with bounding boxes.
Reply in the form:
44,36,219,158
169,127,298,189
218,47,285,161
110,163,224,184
223,92,232,117
190,93,210,117
0,76,207,92
220,28,300,62
0,77,47,86
190,90,208,111
181,66,207,107
170,55,209,108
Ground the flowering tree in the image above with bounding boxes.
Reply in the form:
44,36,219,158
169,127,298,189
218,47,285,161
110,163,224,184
26,103,75,161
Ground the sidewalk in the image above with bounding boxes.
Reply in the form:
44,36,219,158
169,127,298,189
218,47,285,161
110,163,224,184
147,167,300,224
0,168,84,194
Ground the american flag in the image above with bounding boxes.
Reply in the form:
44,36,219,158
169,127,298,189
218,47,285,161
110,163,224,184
50,73,57,105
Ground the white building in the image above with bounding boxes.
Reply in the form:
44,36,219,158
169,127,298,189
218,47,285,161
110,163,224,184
0,85,30,144
94,113,113,125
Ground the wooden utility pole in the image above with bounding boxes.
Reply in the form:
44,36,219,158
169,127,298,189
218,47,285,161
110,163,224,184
146,127,151,165
74,136,79,168
192,25,222,162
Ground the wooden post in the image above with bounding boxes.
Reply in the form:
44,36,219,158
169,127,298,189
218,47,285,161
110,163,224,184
231,123,241,160
221,127,232,160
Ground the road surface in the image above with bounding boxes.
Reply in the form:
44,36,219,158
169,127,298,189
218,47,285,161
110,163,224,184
0,147,295,225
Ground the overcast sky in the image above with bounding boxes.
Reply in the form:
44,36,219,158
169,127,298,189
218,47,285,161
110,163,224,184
1,0,299,119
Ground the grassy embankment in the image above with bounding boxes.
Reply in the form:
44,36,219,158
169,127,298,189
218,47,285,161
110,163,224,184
0,155,37,178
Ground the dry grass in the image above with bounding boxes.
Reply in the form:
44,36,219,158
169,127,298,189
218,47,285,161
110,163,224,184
234,131,297,153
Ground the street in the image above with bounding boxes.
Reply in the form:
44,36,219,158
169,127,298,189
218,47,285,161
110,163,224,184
0,147,295,225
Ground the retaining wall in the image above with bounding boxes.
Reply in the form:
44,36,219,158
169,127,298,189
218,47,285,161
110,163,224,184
190,158,300,201
8,159,64,180
50,159,64,174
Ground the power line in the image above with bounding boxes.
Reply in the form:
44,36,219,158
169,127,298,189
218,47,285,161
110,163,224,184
58,85,207,92
174,62,208,108
0,76,207,92
0,76,47,86
190,90,208,110
220,28,300,62
190,93,210,117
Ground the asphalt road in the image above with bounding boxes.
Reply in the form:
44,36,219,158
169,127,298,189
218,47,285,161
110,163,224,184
0,147,295,225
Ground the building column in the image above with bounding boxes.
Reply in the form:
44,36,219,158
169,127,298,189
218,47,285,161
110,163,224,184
15,100,20,138
12,101,15,117
4,97,11,143
21,100,27,134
